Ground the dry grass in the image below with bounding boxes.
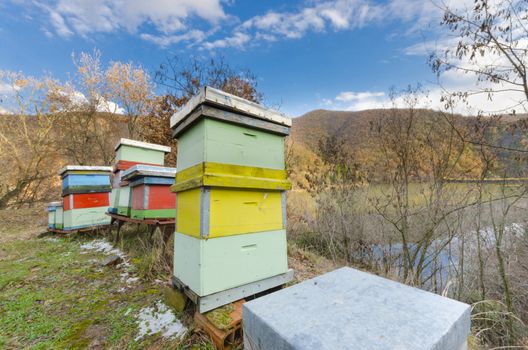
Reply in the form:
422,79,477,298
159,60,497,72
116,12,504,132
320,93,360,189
0,204,47,243
287,243,339,283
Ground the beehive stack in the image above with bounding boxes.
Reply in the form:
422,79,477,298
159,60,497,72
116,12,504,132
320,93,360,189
110,139,171,216
121,165,177,220
170,86,293,312
60,166,112,230
46,201,63,230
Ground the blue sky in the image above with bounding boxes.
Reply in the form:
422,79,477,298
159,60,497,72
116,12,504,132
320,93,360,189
0,0,470,116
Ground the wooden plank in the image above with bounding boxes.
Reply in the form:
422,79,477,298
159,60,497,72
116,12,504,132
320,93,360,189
48,224,111,234
194,300,244,350
107,212,175,225
202,104,290,135
114,138,171,153
121,165,176,181
170,86,291,129
172,105,290,138
197,270,293,313
172,269,294,313
59,166,112,176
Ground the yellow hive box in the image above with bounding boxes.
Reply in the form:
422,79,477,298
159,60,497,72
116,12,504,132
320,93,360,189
171,162,291,193
176,187,286,239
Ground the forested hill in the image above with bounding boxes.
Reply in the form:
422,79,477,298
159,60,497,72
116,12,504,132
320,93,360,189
291,108,528,180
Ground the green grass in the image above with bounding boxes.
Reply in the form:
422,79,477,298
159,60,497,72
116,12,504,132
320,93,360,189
0,234,205,349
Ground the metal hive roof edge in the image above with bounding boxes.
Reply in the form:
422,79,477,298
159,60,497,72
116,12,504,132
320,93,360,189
58,165,113,175
47,201,63,207
114,138,171,153
121,164,177,180
169,86,292,129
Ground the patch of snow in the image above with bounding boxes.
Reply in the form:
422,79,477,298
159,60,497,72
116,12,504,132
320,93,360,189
135,301,187,341
124,307,132,316
80,239,142,291
126,277,139,284
46,237,60,242
80,239,126,260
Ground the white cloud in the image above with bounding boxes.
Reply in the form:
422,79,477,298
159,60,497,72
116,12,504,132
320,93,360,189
326,90,390,111
32,0,226,40
202,32,251,50
207,0,462,50
325,73,528,115
48,7,74,37
99,99,125,114
140,30,206,47
241,0,383,41
336,91,385,102
53,88,125,114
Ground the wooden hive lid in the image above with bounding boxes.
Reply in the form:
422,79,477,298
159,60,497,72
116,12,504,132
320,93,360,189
59,165,113,176
170,86,292,132
121,164,177,181
114,138,171,153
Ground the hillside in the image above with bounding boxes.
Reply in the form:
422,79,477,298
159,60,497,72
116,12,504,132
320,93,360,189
291,108,528,179
291,109,386,152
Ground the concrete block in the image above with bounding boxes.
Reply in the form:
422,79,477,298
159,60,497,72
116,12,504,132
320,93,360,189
243,267,471,350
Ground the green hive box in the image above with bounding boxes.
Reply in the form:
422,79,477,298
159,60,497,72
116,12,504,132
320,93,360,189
170,86,293,312
177,118,285,171
55,205,64,229
63,207,111,230
116,186,131,216
174,230,288,297
47,201,63,229
115,138,171,165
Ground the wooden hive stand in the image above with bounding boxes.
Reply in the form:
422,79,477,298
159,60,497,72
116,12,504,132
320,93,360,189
107,212,175,245
194,299,245,350
46,225,111,235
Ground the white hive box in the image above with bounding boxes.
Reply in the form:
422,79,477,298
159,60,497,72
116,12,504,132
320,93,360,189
243,267,471,350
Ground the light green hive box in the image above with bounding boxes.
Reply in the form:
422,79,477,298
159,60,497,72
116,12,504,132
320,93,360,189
177,118,285,172
55,206,64,229
109,188,117,211
173,229,288,297
116,186,131,216
48,210,55,228
63,207,111,230
47,202,63,229
115,138,171,165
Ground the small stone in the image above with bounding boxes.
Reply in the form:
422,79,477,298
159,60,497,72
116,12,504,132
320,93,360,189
163,287,187,313
100,255,122,267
